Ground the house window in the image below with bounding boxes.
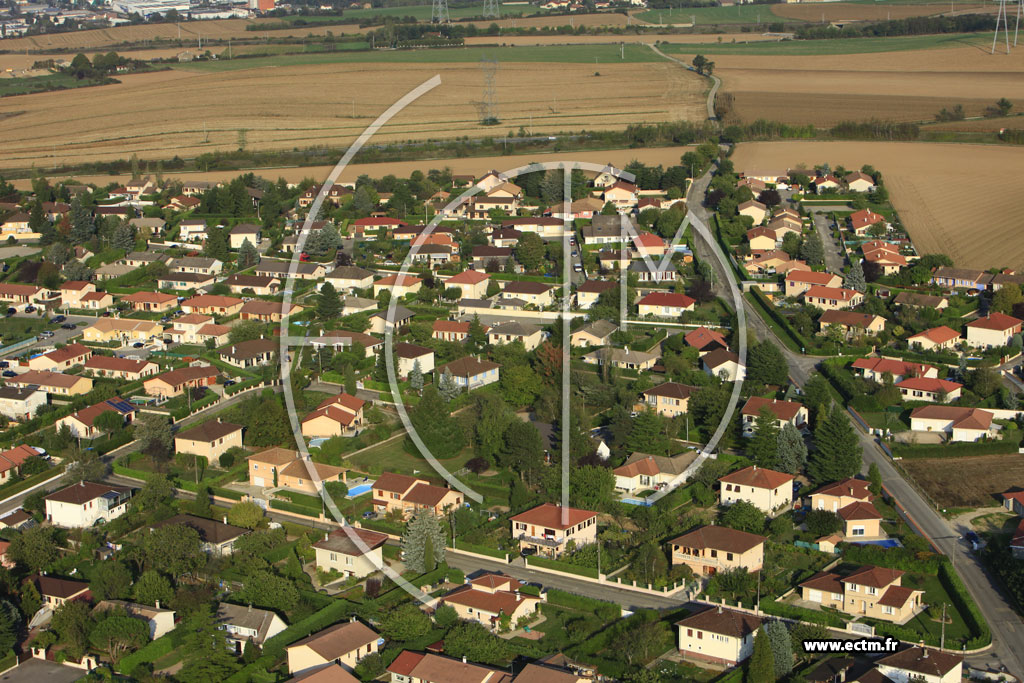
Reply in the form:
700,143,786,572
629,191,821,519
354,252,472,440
882,605,894,615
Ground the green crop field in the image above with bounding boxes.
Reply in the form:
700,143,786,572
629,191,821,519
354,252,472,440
174,43,664,71
659,32,986,55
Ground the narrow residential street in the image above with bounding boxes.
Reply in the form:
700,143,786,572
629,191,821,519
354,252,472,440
807,207,847,276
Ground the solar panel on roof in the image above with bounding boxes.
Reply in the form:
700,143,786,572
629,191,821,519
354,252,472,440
108,400,135,413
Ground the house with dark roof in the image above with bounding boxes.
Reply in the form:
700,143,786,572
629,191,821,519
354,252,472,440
0,385,46,421
286,618,380,676
44,481,133,528
702,349,746,382
238,300,301,322
394,342,434,378
574,280,616,309
312,527,388,579
487,322,543,352
368,306,415,335
150,513,249,556
675,606,762,666
799,565,924,623
582,346,658,371
174,418,243,461
739,397,808,436
718,466,794,516
218,338,278,369
510,503,598,559
639,382,700,418
876,646,962,683
668,525,766,577
371,472,463,520
38,575,91,609
612,451,698,493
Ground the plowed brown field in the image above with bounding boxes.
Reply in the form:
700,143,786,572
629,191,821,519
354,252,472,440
0,59,703,170
900,454,1024,508
771,2,994,22
732,140,1024,270
712,45,1024,125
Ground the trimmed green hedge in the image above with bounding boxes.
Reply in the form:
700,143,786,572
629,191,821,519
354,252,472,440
759,599,845,627
745,288,805,352
526,554,599,578
118,627,185,673
226,378,263,396
938,561,991,648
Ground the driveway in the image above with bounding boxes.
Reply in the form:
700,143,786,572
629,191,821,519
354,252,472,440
0,658,83,683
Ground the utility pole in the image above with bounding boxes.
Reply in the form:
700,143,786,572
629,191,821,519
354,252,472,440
941,603,947,649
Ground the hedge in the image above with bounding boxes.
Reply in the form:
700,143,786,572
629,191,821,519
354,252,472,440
526,555,599,579
0,650,15,674
892,440,1019,459
0,466,64,503
453,539,507,559
545,589,618,618
118,627,185,673
938,561,991,647
170,392,219,421
269,499,321,517
842,544,944,574
759,599,845,627
225,378,263,396
745,288,806,352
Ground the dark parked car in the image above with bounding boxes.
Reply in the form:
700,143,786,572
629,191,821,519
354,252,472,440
61,323,76,330
132,342,144,349
50,315,65,324
1,371,15,378
4,308,13,317
24,305,35,313
223,380,236,387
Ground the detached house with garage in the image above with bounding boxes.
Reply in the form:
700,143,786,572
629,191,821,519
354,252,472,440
44,481,133,528
371,472,463,520
784,270,842,298
440,573,542,632
121,291,179,313
639,382,699,418
569,320,618,348
637,292,695,318
287,619,380,677
301,393,366,438
803,285,863,311
219,338,278,369
966,312,1023,349
668,525,766,577
435,356,501,391
246,447,346,494
143,365,218,398
501,281,554,308
83,356,158,381
909,405,995,442
174,419,243,461
718,466,793,516
612,451,698,493
55,397,136,439
510,503,598,559
488,322,543,351
26,343,92,372
312,528,388,580
908,326,961,351
799,565,924,623
676,607,762,667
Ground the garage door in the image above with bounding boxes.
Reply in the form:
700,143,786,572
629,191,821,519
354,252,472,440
808,590,822,603
253,477,265,487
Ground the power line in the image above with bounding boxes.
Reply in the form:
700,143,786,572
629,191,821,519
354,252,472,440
431,0,450,24
483,0,500,19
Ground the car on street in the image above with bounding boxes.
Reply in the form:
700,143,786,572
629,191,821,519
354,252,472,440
61,323,76,330
1,371,15,378
132,342,144,348
50,315,65,324
223,380,236,387
37,330,54,339
965,531,981,550
4,308,13,317
24,305,35,313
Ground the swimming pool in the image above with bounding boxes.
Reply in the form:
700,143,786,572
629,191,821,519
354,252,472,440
621,498,653,507
851,539,902,548
347,483,373,498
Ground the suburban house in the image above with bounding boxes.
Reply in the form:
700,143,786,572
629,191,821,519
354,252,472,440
896,377,962,403
157,272,217,291
848,209,887,236
845,171,876,192
583,347,657,371
510,503,598,559
123,251,170,269
181,295,244,317
435,356,501,390
640,382,699,418
228,223,261,249
59,280,96,307
488,322,543,351
93,600,176,640
324,266,375,292
431,320,474,342
386,651,510,683
168,314,230,347
179,219,208,242
371,472,463,519
569,320,618,348
301,393,366,438
685,327,728,354
909,405,995,442
169,256,223,276
55,397,136,439
637,292,696,318
173,419,243,460
444,269,490,299
746,226,779,251
342,297,377,316
38,576,91,609
809,478,873,513
150,514,249,556
84,356,158,381
368,306,415,335
247,447,346,494
216,603,287,653
394,343,435,378
501,281,554,308
612,451,698,493
575,280,616,309
44,481,133,528
224,275,281,297
930,267,990,291
813,174,841,193
6,370,93,397
219,338,278,369
875,647,963,683
255,260,326,281
966,312,1023,349
702,349,746,381
312,527,389,579
895,292,948,310
26,343,92,372
287,619,380,676
239,300,301,323
629,261,678,283
82,318,162,343
799,565,924,623
309,332,383,357
0,386,46,421
143,365,218,398
373,274,422,298
440,572,542,631
668,525,766,577
784,270,842,298
818,311,886,337
632,231,666,257
675,607,762,667
718,466,794,515
803,285,864,311
0,283,47,306
909,325,962,350
851,357,936,383
0,445,43,484
740,397,808,436
837,500,884,540
738,200,768,224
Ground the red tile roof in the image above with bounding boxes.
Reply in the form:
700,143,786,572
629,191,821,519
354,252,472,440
446,270,489,285
786,270,839,285
669,525,766,554
718,465,794,490
966,312,1023,332
896,377,961,393
637,292,695,309
510,503,596,530
804,285,860,302
909,326,960,344
740,397,804,421
837,500,882,521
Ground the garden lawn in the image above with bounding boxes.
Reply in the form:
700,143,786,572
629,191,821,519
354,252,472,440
345,435,475,476
898,573,974,645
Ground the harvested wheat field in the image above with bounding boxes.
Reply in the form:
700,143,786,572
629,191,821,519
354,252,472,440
462,33,778,46
733,140,1024,270
710,44,1024,125
899,454,1024,508
10,144,700,189
0,58,703,170
771,2,993,22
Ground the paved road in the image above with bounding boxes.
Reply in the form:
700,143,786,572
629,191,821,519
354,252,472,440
808,209,847,276
0,314,94,358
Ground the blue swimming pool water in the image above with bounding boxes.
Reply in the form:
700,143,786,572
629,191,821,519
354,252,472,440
621,498,653,507
851,539,902,548
348,484,372,498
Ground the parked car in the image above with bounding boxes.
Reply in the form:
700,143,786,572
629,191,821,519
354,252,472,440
965,531,981,550
1,371,15,378
37,330,54,339
361,511,374,519
223,380,236,387
61,323,76,330
50,315,65,324
132,342,144,349
4,308,13,317
24,305,35,313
